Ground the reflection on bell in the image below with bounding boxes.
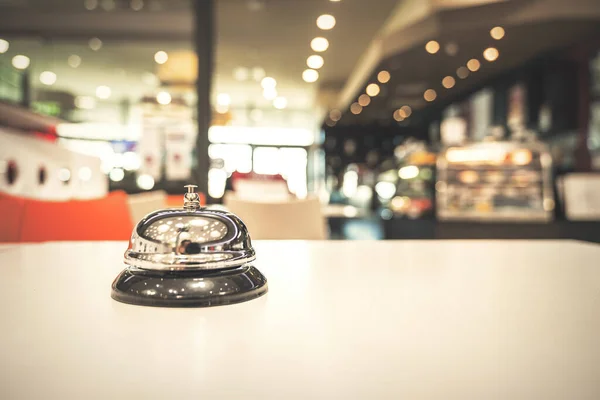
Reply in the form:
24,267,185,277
111,185,268,307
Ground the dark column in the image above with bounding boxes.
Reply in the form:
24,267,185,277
20,70,30,108
193,0,215,197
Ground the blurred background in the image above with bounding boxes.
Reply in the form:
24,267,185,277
2,0,600,242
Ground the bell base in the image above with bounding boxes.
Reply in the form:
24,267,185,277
111,265,267,308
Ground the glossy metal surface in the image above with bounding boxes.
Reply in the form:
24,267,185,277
124,185,255,271
111,265,268,307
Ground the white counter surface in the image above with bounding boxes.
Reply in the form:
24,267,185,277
1,240,600,399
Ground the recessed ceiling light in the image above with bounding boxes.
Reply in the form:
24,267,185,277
273,96,288,109
252,67,265,81
68,54,82,68
442,76,455,89
366,83,380,97
358,94,371,107
131,0,144,11
11,55,30,70
307,55,324,69
400,105,412,117
217,93,231,106
84,0,98,10
0,39,9,54
377,70,391,84
329,109,342,121
424,89,437,102
156,91,171,105
456,66,470,79
261,76,277,89
215,104,229,114
490,26,505,40
483,47,499,62
39,71,57,86
393,110,404,122
263,88,277,100
233,67,249,81
445,42,459,56
154,50,168,64
317,14,336,30
425,40,440,54
96,85,111,99
302,69,319,83
89,37,102,51
142,72,159,86
350,103,362,115
311,37,329,52
467,59,481,72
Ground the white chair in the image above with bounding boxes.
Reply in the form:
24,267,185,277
224,193,327,240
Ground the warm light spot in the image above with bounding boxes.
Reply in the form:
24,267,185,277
424,89,437,102
302,69,319,83
366,83,380,97
393,110,404,122
358,94,371,107
456,66,470,79
307,55,324,69
442,76,456,89
311,37,329,52
400,105,412,117
425,40,440,54
350,103,362,115
483,47,499,62
377,70,391,84
490,26,505,40
316,14,336,30
467,59,481,72
329,109,342,121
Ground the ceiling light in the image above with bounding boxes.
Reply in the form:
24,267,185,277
425,40,440,54
490,26,505,40
96,85,111,99
445,42,459,56
467,59,481,72
316,14,336,30
0,39,9,54
273,96,288,110
261,76,277,89
215,104,229,114
302,69,319,83
400,105,412,117
39,71,57,86
263,88,277,100
131,0,144,11
358,94,371,107
424,89,437,102
442,76,455,89
398,108,408,118
11,55,30,70
156,91,171,105
307,55,324,69
68,54,81,68
456,66,470,79
84,0,98,10
366,83,380,97
483,47,499,62
109,168,125,182
233,67,249,81
311,37,329,52
75,96,96,110
252,67,265,81
142,72,159,86
350,103,362,115
377,70,390,84
154,50,168,64
136,174,155,190
330,0,341,2
89,37,102,51
217,93,231,106
393,110,404,122
329,109,342,121
101,0,115,11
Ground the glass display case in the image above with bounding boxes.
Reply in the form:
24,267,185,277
436,140,554,222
